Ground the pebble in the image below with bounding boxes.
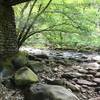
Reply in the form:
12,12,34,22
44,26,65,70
53,68,58,72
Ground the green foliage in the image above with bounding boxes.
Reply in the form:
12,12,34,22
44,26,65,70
14,0,100,50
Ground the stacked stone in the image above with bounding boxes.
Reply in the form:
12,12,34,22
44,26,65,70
0,2,18,57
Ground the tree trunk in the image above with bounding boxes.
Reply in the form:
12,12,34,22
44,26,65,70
0,2,18,58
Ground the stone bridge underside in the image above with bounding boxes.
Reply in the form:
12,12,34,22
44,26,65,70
0,0,32,57
0,2,18,57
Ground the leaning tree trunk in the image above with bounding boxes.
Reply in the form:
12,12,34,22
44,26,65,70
0,2,18,58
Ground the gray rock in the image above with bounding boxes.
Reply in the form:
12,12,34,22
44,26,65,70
27,61,45,73
25,84,79,100
14,67,39,86
93,78,100,84
89,97,100,100
92,55,100,62
66,82,81,92
12,56,28,70
85,74,94,80
77,79,97,86
78,69,88,74
28,53,49,60
95,72,100,77
45,78,65,86
81,62,100,70
87,69,96,75
62,72,85,79
95,87,100,92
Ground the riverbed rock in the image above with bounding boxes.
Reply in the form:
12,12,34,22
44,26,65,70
87,69,96,75
27,61,45,73
14,67,39,86
93,78,100,84
25,83,79,100
81,62,100,70
92,55,100,62
62,72,85,79
28,53,49,60
66,81,80,92
12,56,28,70
85,74,94,80
45,78,65,86
89,97,100,100
76,79,97,86
95,87,100,92
95,72,100,77
78,69,88,74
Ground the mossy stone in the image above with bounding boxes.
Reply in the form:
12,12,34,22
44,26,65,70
14,67,39,86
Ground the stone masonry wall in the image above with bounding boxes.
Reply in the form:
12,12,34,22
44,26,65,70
0,2,18,58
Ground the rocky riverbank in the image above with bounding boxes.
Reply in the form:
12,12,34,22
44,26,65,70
1,47,100,100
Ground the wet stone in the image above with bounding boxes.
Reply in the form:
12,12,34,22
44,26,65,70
66,82,81,92
25,83,79,100
82,85,89,89
72,65,80,70
76,79,97,86
78,69,88,74
92,55,100,62
81,62,100,71
93,78,100,84
52,67,58,72
87,69,96,75
89,97,100,100
95,87,100,92
62,72,85,79
45,78,65,86
81,88,87,93
86,74,94,80
95,72,100,77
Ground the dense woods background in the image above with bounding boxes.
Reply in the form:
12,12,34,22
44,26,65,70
14,0,100,51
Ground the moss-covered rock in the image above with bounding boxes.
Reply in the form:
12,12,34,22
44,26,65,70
14,67,39,86
25,83,79,100
27,61,45,73
12,56,28,70
11,51,28,70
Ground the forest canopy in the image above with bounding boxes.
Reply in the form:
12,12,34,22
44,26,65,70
14,0,100,51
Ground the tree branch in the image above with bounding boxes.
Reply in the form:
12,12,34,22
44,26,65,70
17,0,37,43
18,0,52,47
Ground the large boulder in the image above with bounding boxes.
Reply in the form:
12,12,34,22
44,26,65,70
25,83,79,100
14,67,39,86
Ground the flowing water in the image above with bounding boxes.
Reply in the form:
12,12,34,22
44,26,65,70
20,46,100,62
